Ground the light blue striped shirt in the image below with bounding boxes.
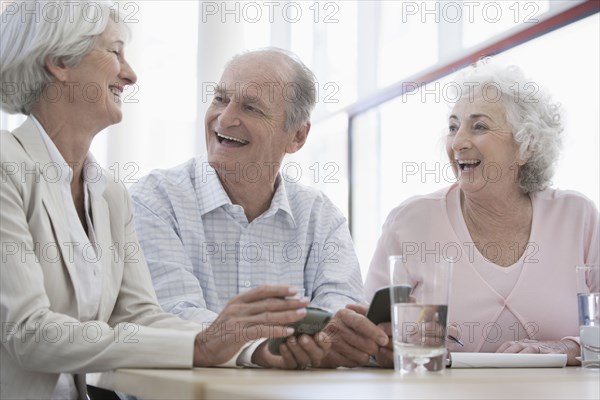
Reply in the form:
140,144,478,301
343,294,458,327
130,155,364,325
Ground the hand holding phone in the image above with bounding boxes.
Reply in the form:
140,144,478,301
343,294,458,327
268,306,332,355
366,285,411,325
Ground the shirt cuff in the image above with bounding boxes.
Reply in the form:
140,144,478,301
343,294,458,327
236,339,267,368
214,339,265,368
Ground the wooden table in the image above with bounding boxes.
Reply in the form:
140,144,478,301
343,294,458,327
94,366,600,399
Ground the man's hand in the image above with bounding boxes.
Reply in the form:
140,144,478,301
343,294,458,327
496,338,581,366
321,304,389,368
373,322,394,368
193,285,308,367
251,331,332,369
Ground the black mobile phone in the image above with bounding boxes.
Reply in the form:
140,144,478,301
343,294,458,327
268,306,332,355
366,285,412,325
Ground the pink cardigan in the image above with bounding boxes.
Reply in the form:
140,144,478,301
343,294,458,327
365,184,599,352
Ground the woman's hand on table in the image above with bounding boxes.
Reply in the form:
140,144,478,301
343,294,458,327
496,338,581,366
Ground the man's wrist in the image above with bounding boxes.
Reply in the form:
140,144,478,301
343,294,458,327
193,333,206,367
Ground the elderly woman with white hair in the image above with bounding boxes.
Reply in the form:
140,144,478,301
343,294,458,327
0,2,312,398
365,59,599,367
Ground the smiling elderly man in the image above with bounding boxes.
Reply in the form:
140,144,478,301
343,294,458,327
130,48,387,369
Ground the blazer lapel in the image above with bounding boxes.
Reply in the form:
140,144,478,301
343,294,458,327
13,118,82,310
90,194,115,319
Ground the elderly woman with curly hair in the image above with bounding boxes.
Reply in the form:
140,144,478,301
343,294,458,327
365,59,599,367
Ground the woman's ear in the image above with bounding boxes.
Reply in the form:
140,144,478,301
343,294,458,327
518,148,533,166
44,56,68,82
286,122,311,154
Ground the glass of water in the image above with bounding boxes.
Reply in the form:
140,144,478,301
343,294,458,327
389,255,454,373
576,264,600,369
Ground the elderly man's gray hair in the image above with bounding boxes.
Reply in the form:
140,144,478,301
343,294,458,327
229,47,317,132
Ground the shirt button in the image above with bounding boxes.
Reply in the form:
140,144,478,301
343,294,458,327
244,280,251,288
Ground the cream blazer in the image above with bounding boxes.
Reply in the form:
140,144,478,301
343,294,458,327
0,119,200,399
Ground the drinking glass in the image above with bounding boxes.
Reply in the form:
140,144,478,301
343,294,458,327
389,254,453,373
576,264,600,369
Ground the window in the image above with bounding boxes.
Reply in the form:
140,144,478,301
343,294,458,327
2,1,597,281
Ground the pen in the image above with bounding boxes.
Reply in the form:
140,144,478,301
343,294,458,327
447,334,464,347
445,335,463,368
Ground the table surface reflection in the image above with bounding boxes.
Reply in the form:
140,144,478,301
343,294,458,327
94,366,600,399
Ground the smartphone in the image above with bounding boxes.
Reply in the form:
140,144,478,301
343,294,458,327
268,306,332,355
366,285,412,325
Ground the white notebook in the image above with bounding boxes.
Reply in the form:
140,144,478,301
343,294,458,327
449,352,567,368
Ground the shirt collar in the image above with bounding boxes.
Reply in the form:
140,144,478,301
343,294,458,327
261,175,295,226
31,115,107,196
193,155,296,227
193,155,234,215
83,152,108,197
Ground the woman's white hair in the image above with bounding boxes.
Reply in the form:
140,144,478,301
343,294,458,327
453,58,563,193
1,0,128,115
